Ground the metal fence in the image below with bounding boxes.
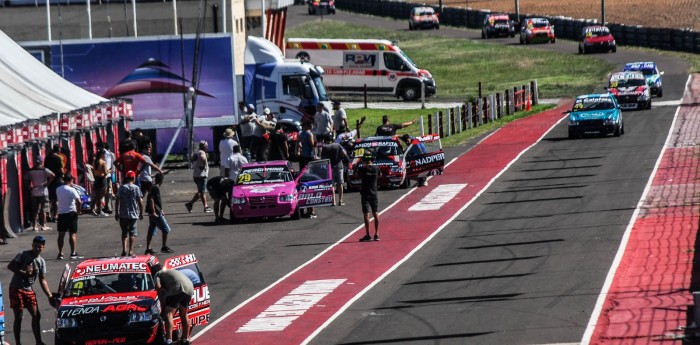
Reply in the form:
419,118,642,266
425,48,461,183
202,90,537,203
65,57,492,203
337,0,700,54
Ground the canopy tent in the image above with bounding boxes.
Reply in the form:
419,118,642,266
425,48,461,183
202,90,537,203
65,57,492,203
0,29,108,124
0,29,132,237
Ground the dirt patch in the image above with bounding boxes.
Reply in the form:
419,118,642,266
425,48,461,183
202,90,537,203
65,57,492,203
409,0,700,31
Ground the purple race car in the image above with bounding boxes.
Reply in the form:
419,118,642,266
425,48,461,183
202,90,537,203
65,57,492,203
229,159,334,221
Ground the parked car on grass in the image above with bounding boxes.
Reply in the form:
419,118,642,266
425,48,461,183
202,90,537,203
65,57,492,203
482,13,515,38
623,61,664,97
578,25,616,54
308,0,335,15
519,18,555,44
607,71,652,110
409,6,440,30
568,94,624,139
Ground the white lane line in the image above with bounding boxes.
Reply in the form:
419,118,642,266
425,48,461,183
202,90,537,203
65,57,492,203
580,77,690,345
301,114,569,344
408,183,468,211
237,279,346,333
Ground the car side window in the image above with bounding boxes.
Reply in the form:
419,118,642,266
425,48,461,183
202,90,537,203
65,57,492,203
384,53,404,71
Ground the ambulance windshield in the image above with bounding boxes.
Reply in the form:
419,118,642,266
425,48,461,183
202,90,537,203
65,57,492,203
399,49,418,69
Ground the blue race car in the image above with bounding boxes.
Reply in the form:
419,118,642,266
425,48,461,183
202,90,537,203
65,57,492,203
568,94,624,139
623,62,664,97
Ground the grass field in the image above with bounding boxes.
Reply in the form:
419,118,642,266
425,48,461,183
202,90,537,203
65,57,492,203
288,20,614,101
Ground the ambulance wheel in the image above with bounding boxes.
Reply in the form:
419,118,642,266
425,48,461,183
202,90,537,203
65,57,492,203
400,85,420,101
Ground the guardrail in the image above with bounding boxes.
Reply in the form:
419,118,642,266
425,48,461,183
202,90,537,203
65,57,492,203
336,0,700,54
419,80,538,138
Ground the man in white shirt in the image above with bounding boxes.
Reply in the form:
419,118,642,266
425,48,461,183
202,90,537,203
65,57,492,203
218,128,239,176
332,100,348,139
313,104,334,144
55,174,83,260
225,145,249,183
239,104,257,160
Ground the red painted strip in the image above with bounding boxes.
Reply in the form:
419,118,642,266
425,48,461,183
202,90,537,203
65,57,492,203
590,77,700,344
195,102,571,344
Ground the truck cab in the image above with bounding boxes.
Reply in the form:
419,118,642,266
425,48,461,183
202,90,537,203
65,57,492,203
244,36,331,123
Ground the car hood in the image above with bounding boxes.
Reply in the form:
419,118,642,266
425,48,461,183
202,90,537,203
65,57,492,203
58,293,157,317
232,182,296,198
570,109,618,121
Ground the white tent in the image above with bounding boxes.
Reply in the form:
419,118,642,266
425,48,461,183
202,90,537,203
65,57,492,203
0,29,108,125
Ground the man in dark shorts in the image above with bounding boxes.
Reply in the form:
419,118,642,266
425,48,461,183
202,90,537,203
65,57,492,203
375,114,417,136
115,170,144,256
7,235,56,345
28,157,55,231
145,172,174,255
206,175,234,223
320,136,348,206
358,150,382,241
44,144,64,222
153,264,195,345
56,174,83,260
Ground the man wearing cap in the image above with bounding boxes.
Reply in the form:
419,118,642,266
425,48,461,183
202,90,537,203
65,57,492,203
332,100,348,139
218,127,239,177
358,150,382,242
27,157,55,232
56,174,83,260
152,264,195,345
185,141,213,213
375,115,417,136
252,107,276,161
115,170,144,256
7,235,55,345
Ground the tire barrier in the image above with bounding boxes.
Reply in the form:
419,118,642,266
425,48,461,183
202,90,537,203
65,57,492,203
336,0,700,53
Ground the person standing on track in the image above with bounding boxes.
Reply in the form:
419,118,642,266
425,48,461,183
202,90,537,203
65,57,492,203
7,235,55,345
44,144,64,222
115,170,144,256
358,151,381,242
56,174,83,260
27,158,55,231
185,141,213,213
145,172,174,255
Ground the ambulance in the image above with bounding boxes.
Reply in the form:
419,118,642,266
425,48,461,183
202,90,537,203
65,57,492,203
285,38,437,101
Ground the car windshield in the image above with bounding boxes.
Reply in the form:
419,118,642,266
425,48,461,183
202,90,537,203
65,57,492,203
66,273,154,297
238,167,293,184
419,10,433,16
586,28,610,37
494,19,509,25
640,68,655,76
573,98,615,111
533,21,549,28
613,78,646,87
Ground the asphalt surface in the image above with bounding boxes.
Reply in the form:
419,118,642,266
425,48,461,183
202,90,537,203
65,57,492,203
0,4,692,345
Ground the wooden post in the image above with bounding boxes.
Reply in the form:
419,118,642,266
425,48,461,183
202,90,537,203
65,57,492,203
478,81,482,99
477,98,483,126
427,112,433,134
438,111,444,138
456,106,462,133
531,80,539,105
513,86,519,112
364,84,368,109
467,102,473,129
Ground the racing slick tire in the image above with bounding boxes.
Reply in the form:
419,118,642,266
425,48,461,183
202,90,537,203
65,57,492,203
568,129,578,139
510,33,515,38
657,87,663,98
646,100,652,110
611,46,617,53
614,125,622,137
551,38,556,43
435,24,439,30
291,207,302,220
409,23,413,30
400,84,420,101
482,30,486,39
55,336,70,345
520,36,524,44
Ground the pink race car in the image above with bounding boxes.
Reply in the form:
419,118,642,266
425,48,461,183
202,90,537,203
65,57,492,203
230,159,333,221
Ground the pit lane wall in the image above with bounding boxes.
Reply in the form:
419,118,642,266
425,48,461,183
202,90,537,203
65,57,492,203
336,0,700,54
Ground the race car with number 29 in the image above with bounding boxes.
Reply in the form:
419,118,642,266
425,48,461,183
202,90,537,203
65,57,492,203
607,71,652,110
568,94,624,139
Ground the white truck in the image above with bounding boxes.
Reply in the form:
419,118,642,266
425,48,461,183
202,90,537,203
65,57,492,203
245,36,331,123
285,38,437,101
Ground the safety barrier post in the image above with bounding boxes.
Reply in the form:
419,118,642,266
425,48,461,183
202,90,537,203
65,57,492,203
513,86,519,112
476,98,483,126
496,93,502,118
467,102,473,129
419,115,425,136
427,112,433,134
505,89,511,115
490,94,496,121
455,106,462,133
421,81,426,109
523,84,529,108
438,111,444,138
531,80,539,105
364,84,368,109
